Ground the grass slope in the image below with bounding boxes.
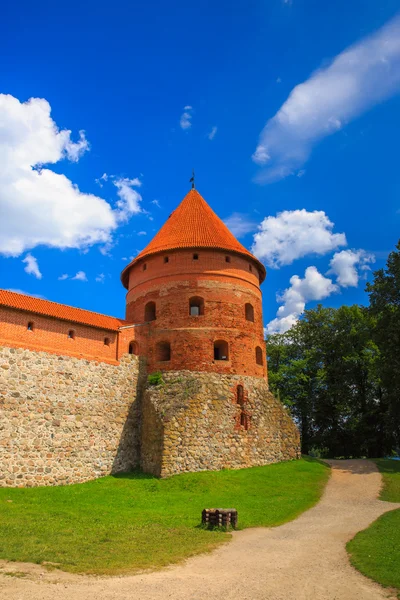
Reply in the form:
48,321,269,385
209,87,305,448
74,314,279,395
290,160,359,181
347,459,400,597
0,457,329,575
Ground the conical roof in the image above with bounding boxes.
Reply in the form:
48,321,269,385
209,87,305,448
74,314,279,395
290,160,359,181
121,189,265,287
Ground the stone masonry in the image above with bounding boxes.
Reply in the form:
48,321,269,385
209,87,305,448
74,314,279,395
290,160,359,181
0,346,144,487
141,371,300,477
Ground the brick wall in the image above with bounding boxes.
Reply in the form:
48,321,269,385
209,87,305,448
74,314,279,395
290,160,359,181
125,249,267,377
0,306,120,363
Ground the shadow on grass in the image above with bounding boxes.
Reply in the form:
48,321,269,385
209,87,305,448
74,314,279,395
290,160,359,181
111,470,156,481
374,458,400,476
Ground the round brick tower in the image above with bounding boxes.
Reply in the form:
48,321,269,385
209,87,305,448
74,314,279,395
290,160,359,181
121,188,268,378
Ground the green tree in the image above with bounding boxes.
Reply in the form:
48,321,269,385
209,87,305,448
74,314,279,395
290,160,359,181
366,240,400,453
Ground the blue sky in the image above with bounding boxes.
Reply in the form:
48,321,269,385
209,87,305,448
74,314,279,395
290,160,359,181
1,0,400,332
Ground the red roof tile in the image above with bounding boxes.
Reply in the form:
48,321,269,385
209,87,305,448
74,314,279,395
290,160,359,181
0,289,126,331
121,189,266,287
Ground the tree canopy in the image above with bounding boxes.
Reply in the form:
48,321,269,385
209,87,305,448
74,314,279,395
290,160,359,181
267,240,400,458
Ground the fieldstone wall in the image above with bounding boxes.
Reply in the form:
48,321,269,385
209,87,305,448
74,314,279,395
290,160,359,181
141,371,300,477
0,346,143,487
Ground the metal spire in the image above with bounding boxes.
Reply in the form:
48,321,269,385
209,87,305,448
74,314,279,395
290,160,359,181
189,169,195,190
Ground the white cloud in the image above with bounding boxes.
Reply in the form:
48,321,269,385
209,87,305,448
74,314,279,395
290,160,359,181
328,249,375,287
253,14,400,182
95,273,105,283
267,266,338,334
151,199,160,207
113,177,142,222
208,126,218,140
252,209,346,268
180,106,193,130
6,288,46,299
71,271,87,281
22,253,42,279
224,213,257,238
95,172,108,187
0,94,142,257
137,231,147,236
58,273,69,281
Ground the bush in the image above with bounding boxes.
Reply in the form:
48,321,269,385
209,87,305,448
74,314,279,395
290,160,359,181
147,371,163,386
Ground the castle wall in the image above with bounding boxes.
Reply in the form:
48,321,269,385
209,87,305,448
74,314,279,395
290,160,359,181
141,371,300,477
0,306,120,363
0,346,143,487
125,250,266,376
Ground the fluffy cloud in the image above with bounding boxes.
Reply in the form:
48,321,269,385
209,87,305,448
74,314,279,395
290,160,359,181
95,273,105,283
224,213,257,238
180,106,193,130
329,249,375,287
267,266,338,334
252,209,346,267
22,253,42,279
113,177,142,222
0,94,141,257
208,126,218,140
71,271,87,282
58,274,69,281
253,14,400,182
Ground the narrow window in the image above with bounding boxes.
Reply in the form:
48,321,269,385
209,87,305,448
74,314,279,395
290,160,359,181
193,253,199,260
156,341,171,362
143,263,147,271
225,256,231,263
164,256,169,264
129,341,138,355
256,346,263,366
249,264,252,272
189,296,204,316
214,340,229,361
104,337,110,346
237,385,244,406
240,412,249,430
144,301,156,321
27,321,34,331
68,330,75,340
245,303,254,322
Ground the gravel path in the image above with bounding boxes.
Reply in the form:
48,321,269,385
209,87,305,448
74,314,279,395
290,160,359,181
1,459,399,600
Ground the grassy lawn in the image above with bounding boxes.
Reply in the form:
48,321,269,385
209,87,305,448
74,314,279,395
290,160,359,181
0,457,329,575
347,459,400,597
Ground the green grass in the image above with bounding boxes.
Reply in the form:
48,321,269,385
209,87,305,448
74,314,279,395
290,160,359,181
0,458,329,575
347,459,400,597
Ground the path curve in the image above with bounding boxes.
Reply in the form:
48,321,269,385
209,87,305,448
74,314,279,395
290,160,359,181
1,460,399,600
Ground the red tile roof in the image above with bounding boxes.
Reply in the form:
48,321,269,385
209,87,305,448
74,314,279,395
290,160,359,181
0,289,126,331
121,189,266,287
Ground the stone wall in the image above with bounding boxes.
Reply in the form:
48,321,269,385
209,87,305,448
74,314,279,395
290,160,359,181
141,371,300,477
0,346,144,487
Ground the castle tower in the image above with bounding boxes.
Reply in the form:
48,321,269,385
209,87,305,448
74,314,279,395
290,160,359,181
121,189,300,476
121,188,267,377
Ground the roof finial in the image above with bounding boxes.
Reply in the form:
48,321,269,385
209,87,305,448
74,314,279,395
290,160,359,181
189,169,195,190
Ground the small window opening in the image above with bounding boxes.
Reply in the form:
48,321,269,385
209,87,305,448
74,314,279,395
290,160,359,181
249,264,252,272
214,340,229,361
27,321,34,331
164,256,169,263
68,330,75,340
144,301,156,322
189,296,204,316
225,256,231,263
104,337,110,346
237,385,244,406
256,346,263,366
193,253,199,260
245,303,254,322
143,263,147,271
129,341,138,355
156,341,171,362
240,411,249,430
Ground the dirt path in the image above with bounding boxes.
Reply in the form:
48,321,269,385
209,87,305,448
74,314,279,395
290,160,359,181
1,459,400,600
